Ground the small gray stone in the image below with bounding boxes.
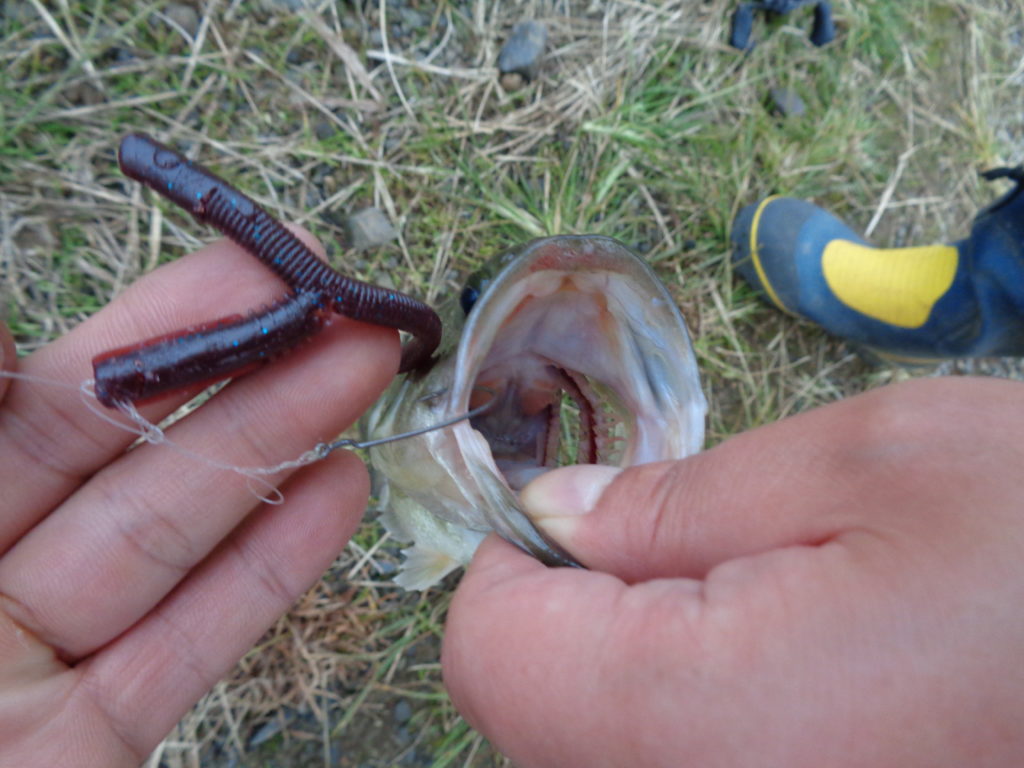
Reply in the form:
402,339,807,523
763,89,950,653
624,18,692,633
314,120,335,141
497,20,547,85
393,699,412,724
769,87,806,118
345,207,397,250
164,2,200,38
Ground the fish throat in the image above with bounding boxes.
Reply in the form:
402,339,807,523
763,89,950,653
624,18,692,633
471,364,612,487
459,271,643,491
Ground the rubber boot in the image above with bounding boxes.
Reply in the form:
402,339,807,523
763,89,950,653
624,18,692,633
730,3,757,50
730,167,1024,361
810,2,836,46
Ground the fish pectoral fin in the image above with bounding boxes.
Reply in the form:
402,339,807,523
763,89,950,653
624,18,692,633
378,505,416,543
394,545,461,590
377,495,487,590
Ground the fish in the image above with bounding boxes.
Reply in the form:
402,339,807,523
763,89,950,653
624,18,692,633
363,235,707,589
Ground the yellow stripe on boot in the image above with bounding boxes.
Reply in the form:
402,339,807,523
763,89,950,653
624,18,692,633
821,241,959,329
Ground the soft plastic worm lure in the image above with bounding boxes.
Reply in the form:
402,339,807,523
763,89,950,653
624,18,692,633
92,133,441,407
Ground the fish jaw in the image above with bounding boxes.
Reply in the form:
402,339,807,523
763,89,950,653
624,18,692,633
366,235,707,588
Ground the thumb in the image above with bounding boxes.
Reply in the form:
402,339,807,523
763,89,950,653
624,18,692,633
521,452,843,585
520,377,1022,583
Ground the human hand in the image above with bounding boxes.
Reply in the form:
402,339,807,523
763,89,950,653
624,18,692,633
444,377,1024,767
0,231,397,766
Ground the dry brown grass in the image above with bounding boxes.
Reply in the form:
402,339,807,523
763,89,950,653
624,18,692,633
2,0,1023,765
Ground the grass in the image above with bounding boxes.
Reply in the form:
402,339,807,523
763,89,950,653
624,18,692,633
3,0,1023,765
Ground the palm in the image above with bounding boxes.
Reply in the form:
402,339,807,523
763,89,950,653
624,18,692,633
0,234,396,765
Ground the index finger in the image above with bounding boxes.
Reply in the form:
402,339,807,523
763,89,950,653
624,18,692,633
0,230,396,548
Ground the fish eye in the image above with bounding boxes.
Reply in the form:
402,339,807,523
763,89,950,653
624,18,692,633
461,251,512,315
460,285,480,315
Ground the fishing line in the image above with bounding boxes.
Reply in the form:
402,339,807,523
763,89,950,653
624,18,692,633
0,369,91,393
0,369,496,504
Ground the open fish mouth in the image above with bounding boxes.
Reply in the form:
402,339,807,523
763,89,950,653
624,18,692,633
440,235,706,565
365,235,705,587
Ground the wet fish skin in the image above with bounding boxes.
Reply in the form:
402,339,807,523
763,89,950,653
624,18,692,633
364,235,706,589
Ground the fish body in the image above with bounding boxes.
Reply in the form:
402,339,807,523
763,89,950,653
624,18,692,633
364,235,706,589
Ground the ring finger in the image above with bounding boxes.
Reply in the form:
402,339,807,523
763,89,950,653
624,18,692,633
0,305,397,660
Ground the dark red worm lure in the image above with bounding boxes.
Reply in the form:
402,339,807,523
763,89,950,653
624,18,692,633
92,133,441,408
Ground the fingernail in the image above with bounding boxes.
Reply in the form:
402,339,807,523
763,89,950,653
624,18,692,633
520,465,622,541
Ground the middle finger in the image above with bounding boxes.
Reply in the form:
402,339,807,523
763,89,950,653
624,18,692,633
0,310,397,659
0,233,323,548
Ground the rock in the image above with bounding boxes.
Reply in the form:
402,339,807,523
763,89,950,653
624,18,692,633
500,71,526,91
769,87,806,118
314,120,335,141
64,80,104,106
393,699,412,724
164,2,200,39
345,207,397,250
497,20,547,86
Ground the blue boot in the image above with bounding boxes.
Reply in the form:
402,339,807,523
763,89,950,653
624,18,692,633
730,167,1024,361
729,1,836,50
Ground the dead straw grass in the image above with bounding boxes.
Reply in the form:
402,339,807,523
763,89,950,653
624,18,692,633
2,0,1023,765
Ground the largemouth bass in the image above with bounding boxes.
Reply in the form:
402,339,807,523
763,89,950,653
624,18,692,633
364,235,706,589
